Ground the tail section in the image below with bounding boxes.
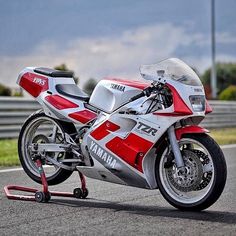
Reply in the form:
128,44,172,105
17,67,97,124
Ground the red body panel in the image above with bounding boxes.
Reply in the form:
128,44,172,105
69,110,97,124
167,84,193,115
45,95,79,110
19,72,48,97
105,133,153,172
175,125,209,140
90,121,120,140
205,100,213,114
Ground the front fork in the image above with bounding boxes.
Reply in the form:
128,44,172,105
167,126,185,168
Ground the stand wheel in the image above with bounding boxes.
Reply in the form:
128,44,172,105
35,191,45,203
73,188,83,198
35,191,51,203
73,188,89,199
81,188,89,199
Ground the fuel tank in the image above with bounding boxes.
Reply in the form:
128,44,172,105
89,78,149,113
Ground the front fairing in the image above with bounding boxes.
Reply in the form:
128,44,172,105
140,58,206,116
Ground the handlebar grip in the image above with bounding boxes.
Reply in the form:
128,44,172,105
129,91,145,102
129,86,154,102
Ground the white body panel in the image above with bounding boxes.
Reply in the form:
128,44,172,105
89,79,146,113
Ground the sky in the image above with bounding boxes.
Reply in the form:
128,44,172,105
0,0,235,89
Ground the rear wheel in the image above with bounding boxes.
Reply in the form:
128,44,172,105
18,110,77,185
156,133,227,211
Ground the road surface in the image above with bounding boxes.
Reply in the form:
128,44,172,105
0,146,236,235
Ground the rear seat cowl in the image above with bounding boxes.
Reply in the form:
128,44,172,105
34,67,74,78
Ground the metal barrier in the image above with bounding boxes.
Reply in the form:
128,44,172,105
0,97,40,138
0,97,236,139
201,101,236,128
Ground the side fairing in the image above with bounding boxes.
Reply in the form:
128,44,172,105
80,111,184,189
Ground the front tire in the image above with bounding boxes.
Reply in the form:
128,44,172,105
156,133,227,211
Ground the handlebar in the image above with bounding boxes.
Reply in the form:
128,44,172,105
129,86,154,102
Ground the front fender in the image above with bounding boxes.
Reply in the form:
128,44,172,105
175,125,209,140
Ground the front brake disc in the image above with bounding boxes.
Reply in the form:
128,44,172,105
166,150,203,192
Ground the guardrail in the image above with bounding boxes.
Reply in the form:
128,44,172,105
201,101,236,128
0,97,41,138
0,97,236,139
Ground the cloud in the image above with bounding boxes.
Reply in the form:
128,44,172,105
216,32,236,44
0,23,235,90
190,31,236,46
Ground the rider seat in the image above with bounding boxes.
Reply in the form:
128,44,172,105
56,84,90,102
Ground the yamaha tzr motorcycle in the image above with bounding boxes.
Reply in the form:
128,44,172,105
17,58,227,210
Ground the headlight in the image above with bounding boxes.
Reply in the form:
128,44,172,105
189,95,205,112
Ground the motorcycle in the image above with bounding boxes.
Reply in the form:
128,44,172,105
17,58,227,211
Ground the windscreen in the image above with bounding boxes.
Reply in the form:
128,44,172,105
140,58,202,86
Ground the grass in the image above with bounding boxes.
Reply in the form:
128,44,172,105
0,127,236,167
0,139,19,167
209,128,236,145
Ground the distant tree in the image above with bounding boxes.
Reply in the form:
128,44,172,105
219,85,236,101
54,64,79,84
54,64,68,71
0,84,11,96
13,91,23,97
201,62,236,98
12,87,23,97
83,78,97,95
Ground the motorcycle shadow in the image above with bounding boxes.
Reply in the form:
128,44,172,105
50,198,236,225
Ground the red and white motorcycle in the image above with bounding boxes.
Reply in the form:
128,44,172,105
17,58,227,210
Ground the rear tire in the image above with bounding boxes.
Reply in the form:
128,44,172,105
156,133,227,211
18,110,77,185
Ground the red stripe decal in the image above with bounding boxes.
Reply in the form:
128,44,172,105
90,121,120,140
19,72,48,97
104,78,150,90
69,110,97,124
166,84,193,115
45,95,78,110
105,133,153,172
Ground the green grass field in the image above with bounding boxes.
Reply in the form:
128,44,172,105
209,128,236,145
0,128,236,167
0,139,18,167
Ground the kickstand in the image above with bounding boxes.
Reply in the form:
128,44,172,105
4,155,88,203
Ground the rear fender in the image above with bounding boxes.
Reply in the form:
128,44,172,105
175,125,209,140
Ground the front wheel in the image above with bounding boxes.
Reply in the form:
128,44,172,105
156,133,227,211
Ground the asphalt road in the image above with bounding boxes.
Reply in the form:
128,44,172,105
0,146,236,236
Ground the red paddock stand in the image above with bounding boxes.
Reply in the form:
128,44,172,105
4,156,88,203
